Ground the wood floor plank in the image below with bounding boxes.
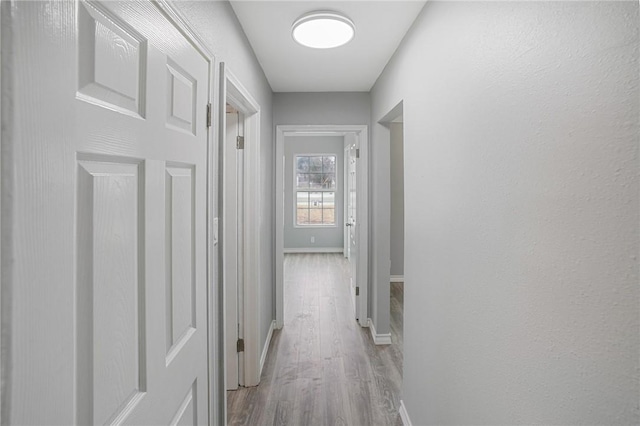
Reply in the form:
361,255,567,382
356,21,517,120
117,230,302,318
321,377,353,426
227,254,404,426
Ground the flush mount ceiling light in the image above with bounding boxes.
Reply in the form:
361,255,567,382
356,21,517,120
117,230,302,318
292,11,355,49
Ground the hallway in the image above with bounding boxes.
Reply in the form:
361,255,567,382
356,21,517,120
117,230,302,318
228,254,404,426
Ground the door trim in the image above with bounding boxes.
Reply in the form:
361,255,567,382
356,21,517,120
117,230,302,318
154,0,214,60
218,64,262,400
0,3,6,422
275,125,369,328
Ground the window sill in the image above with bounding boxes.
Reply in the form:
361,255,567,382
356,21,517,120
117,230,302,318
294,224,338,229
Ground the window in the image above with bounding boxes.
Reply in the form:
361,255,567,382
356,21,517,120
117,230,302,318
295,155,336,226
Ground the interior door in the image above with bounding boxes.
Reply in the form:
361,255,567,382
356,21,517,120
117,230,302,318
224,106,245,390
344,143,351,259
5,1,210,424
347,140,360,319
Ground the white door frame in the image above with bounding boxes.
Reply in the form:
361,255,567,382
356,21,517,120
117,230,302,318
0,4,4,422
275,125,369,328
218,64,262,404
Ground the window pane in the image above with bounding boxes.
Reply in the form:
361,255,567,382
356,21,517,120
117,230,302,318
309,209,323,224
296,192,309,209
309,192,322,208
297,209,309,224
309,174,323,189
322,173,336,189
323,192,335,208
294,155,337,227
323,208,335,225
309,156,322,173
296,173,309,189
322,156,336,173
296,156,309,173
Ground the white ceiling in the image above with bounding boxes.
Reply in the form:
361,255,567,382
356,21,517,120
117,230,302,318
229,1,426,92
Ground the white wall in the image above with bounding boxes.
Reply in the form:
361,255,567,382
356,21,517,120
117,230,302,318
284,136,344,250
390,122,404,278
273,92,370,125
171,1,274,419
371,1,639,424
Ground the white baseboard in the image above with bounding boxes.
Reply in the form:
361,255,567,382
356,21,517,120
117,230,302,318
259,320,276,377
390,275,404,283
368,318,392,345
399,400,413,426
284,247,344,254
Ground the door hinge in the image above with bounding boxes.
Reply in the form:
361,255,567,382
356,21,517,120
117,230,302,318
356,148,360,158
356,287,360,296
237,136,245,150
236,338,245,353
206,103,212,128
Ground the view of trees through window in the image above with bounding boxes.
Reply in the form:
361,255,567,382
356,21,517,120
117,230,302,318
295,155,336,225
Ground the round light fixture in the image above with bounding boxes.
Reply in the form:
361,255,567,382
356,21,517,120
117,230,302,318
292,11,355,49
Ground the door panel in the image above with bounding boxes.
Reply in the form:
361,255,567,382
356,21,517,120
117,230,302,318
6,1,210,424
170,382,198,425
165,164,197,363
77,2,145,117
76,157,146,425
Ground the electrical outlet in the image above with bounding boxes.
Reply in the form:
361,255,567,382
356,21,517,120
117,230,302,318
311,236,315,243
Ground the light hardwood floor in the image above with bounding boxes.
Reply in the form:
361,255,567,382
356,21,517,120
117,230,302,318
228,253,404,426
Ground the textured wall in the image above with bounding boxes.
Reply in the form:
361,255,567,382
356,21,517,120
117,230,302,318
273,92,370,125
371,1,639,424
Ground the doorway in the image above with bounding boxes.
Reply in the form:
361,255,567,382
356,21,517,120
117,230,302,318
275,125,369,329
388,113,404,365
218,64,262,423
377,101,406,420
378,101,405,328
224,103,245,390
389,117,404,284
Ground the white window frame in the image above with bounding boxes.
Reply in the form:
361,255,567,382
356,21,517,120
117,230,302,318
293,153,338,228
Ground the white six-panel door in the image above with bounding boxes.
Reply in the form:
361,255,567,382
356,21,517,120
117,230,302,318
5,1,210,424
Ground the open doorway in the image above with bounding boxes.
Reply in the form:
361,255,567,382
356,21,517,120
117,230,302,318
389,118,404,285
388,114,404,361
224,103,245,390
377,101,405,420
275,125,369,329
218,64,262,424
